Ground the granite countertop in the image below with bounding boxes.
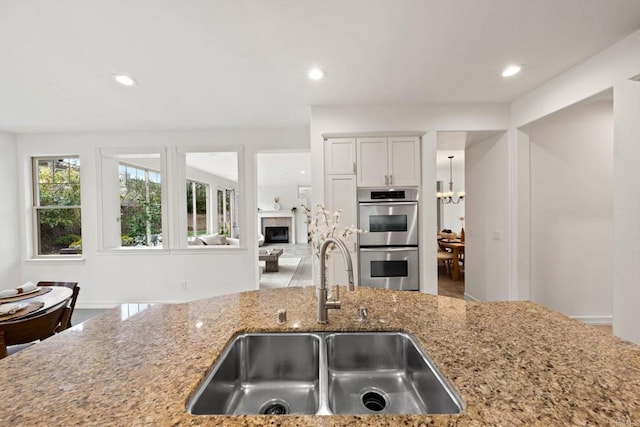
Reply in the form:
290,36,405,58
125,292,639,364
1,286,639,426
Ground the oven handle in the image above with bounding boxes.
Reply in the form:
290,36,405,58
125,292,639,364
358,201,418,207
359,247,418,252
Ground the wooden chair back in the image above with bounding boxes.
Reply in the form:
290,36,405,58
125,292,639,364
0,299,70,359
37,281,80,330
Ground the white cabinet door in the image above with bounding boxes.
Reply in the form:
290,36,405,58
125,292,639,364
388,136,421,186
325,138,356,175
325,174,358,286
356,137,388,187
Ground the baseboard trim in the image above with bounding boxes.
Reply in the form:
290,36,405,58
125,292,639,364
570,315,613,325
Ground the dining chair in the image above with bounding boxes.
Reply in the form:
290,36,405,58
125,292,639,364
0,299,70,359
437,243,455,275
36,281,80,330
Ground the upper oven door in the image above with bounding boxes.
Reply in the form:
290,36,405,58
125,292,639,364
358,201,418,246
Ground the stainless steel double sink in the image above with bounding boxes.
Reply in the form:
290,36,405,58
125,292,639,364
187,332,464,416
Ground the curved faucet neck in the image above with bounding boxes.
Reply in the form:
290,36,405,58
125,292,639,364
319,237,354,291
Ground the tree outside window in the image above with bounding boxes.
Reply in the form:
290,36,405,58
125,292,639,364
119,163,162,246
33,157,82,255
187,180,209,237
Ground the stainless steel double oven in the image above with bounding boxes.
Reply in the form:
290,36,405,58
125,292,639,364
357,188,419,291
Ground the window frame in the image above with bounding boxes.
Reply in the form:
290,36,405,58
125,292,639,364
97,147,169,253
31,156,82,258
176,146,244,250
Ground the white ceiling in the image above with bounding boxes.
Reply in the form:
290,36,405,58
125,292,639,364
1,1,639,133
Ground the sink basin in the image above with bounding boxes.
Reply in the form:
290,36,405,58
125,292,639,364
326,332,463,415
187,333,321,415
187,332,463,416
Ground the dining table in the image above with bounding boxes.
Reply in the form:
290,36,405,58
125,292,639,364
438,239,465,281
0,286,72,323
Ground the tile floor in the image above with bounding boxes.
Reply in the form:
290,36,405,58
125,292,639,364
261,242,314,287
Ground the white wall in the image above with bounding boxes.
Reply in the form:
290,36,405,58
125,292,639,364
510,28,640,343
15,127,308,308
464,132,511,301
612,81,640,342
310,104,510,295
0,131,20,285
516,129,531,301
525,101,613,320
257,184,308,244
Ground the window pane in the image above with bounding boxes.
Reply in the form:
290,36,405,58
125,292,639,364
119,163,162,247
36,208,82,255
37,158,81,206
187,180,209,238
187,182,195,234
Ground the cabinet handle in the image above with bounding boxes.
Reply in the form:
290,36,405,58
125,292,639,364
389,175,393,185
384,175,388,185
353,162,356,174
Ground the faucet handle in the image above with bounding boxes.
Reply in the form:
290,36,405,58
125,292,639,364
276,308,287,324
358,306,368,322
330,285,340,301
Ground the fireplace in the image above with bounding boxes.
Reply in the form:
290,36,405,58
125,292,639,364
265,226,289,243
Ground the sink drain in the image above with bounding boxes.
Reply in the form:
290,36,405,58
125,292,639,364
360,388,389,412
258,399,290,415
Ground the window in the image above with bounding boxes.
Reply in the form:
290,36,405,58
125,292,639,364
32,157,82,256
183,150,240,247
187,180,209,237
119,163,162,247
98,148,166,250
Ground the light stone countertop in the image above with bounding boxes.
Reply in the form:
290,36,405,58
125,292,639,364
1,286,639,426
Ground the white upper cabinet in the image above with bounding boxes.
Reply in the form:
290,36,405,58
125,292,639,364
324,138,356,175
388,136,421,186
356,136,420,187
356,137,387,186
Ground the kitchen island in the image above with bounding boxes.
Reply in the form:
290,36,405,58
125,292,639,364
0,286,639,426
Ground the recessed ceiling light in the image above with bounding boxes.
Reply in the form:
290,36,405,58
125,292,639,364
299,170,306,174
113,74,138,86
501,65,522,78
308,68,324,81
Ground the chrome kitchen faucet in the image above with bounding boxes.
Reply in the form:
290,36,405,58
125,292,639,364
317,237,354,324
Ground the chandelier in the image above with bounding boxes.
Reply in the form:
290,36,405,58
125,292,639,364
437,155,465,204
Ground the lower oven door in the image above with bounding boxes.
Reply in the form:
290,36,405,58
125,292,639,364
359,247,419,291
